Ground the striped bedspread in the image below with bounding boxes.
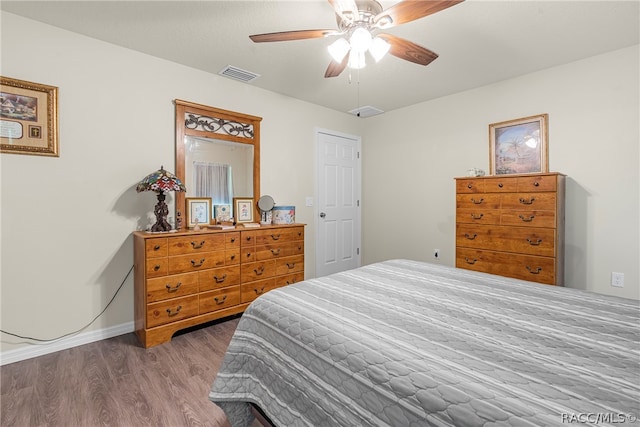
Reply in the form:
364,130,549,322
210,259,640,426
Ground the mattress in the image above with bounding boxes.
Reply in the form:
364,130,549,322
209,259,640,426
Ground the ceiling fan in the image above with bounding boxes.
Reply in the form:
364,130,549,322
249,0,464,78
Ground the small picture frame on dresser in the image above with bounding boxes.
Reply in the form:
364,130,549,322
233,197,254,223
185,197,212,228
489,114,549,175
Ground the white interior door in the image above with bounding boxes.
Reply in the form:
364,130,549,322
315,129,361,278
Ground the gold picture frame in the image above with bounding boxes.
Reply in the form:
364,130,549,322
1,76,59,157
185,197,212,228
489,114,548,175
233,197,254,223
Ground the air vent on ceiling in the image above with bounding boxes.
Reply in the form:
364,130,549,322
218,65,260,83
348,105,384,118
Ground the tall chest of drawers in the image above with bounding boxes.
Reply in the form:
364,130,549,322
455,173,565,286
133,224,305,347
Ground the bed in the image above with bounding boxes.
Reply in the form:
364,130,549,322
209,259,640,426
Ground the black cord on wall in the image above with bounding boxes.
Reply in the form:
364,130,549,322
0,265,134,342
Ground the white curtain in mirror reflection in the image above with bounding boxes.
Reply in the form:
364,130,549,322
193,162,233,208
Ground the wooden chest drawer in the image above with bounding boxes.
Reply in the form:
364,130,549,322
501,193,556,210
456,194,500,209
146,295,199,328
168,251,226,274
224,232,241,248
225,249,240,265
168,234,225,255
241,278,277,303
501,210,556,228
456,224,556,257
199,287,241,314
456,179,485,194
275,272,304,288
146,272,198,303
276,255,304,276
256,229,296,244
241,260,276,282
146,238,168,258
146,258,168,278
240,231,257,247
255,242,305,260
518,174,557,192
456,248,556,285
483,177,517,193
456,209,500,225
199,266,241,291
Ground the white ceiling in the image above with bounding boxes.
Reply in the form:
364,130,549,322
2,1,638,116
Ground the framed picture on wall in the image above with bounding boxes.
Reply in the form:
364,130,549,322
489,114,549,175
233,197,254,223
1,76,59,157
186,197,212,228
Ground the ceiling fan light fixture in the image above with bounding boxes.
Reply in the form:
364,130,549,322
350,27,372,53
348,50,366,69
369,36,390,62
328,38,350,62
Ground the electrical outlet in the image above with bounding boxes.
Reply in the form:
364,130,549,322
434,249,440,260
611,272,624,288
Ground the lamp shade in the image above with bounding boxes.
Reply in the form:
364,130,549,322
136,166,186,194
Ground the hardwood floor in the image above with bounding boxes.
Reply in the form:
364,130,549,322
1,316,262,427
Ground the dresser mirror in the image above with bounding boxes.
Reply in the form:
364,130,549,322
175,100,262,226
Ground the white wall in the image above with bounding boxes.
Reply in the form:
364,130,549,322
361,45,639,300
0,13,360,358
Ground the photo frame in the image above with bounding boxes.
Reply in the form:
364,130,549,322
489,114,548,175
214,204,231,223
185,197,212,228
1,76,59,157
233,197,254,223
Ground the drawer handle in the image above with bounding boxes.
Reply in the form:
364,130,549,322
270,234,281,241
470,198,484,204
498,183,504,188
270,248,281,255
246,252,252,258
534,182,540,187
230,254,236,260
286,262,296,269
191,258,205,267
254,266,265,275
230,237,236,243
464,257,477,265
526,266,542,274
191,240,205,249
214,274,227,283
519,214,535,222
153,264,162,271
254,286,265,295
297,231,302,237
527,238,543,246
245,236,252,242
467,183,473,189
166,306,182,317
154,245,161,251
214,295,227,305
286,280,297,285
464,233,478,240
471,213,484,220
165,282,182,293
519,197,536,205
298,245,302,251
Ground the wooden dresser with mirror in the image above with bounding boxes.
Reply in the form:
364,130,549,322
133,101,305,347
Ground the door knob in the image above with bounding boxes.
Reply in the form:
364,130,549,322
319,212,326,218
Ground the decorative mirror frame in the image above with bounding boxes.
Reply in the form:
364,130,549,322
174,99,262,226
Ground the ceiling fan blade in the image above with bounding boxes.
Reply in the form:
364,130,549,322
327,0,359,22
374,0,464,28
324,54,349,78
378,33,438,66
250,29,338,43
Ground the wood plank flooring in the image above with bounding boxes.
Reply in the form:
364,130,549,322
1,316,261,427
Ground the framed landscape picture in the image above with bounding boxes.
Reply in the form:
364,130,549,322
1,76,59,157
489,114,548,175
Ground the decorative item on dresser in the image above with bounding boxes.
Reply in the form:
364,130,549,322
455,172,565,286
136,166,186,232
133,224,305,347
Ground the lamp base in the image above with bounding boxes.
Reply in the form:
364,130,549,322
151,192,172,232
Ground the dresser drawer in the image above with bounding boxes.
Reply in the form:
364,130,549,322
241,278,277,303
456,209,501,225
275,272,304,288
256,229,296,244
146,272,198,303
168,251,226,274
276,255,304,276
168,234,225,255
225,249,240,265
146,258,168,278
456,194,500,209
501,210,556,228
483,177,517,193
456,224,556,257
199,287,241,314
199,266,241,291
146,295,199,328
224,232,241,248
254,242,304,260
240,230,257,247
456,179,485,194
456,248,556,285
145,238,168,258
517,174,557,192
242,260,276,281
501,193,556,210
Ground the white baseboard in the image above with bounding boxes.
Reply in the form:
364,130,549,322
0,321,135,366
